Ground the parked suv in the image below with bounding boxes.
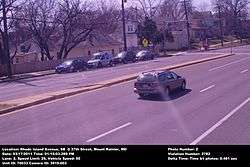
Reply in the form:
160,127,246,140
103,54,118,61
87,52,115,68
113,51,136,64
55,58,88,74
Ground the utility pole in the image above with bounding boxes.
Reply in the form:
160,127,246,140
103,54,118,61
121,0,127,51
183,0,191,50
218,4,224,46
2,0,12,78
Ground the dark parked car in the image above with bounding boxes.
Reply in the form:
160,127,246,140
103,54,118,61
134,70,186,98
87,52,115,68
55,58,88,73
135,50,158,61
113,51,136,64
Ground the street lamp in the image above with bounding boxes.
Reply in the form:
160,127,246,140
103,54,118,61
122,0,127,51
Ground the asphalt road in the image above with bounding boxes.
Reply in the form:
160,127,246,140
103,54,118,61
0,47,249,145
0,50,230,102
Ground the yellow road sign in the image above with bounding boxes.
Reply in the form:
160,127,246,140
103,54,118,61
142,38,149,47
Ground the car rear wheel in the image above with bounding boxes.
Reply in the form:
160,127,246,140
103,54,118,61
69,66,75,73
109,61,115,67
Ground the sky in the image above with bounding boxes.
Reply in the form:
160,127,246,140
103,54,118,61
122,0,213,11
193,0,213,11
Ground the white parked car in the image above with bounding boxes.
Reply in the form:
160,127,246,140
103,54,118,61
87,52,115,68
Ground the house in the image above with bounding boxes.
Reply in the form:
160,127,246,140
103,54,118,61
154,19,189,50
13,52,39,64
164,29,189,50
11,42,40,64
110,19,139,49
60,35,124,60
191,11,225,39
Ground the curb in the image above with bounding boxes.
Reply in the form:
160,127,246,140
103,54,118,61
0,53,234,115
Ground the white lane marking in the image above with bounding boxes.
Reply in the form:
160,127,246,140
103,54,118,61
200,85,215,93
209,57,250,71
86,122,132,143
241,69,248,74
190,97,250,145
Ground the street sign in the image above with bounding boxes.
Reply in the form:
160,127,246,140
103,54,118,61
142,38,149,47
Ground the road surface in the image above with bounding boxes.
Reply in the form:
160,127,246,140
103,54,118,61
0,51,228,102
0,46,249,145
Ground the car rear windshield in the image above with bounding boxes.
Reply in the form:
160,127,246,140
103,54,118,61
138,73,157,82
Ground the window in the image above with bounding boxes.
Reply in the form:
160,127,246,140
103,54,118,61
170,72,178,79
128,25,134,32
16,58,19,64
112,49,115,55
101,55,105,60
166,73,174,80
88,51,91,56
158,73,166,81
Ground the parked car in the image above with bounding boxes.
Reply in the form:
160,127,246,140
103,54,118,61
135,50,158,61
113,51,136,64
55,58,88,73
134,70,186,98
87,52,115,68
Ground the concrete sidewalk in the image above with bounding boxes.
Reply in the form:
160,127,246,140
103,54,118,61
0,70,55,83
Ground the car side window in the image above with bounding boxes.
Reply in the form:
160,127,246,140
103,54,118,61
101,55,105,60
170,72,178,80
158,73,166,81
166,73,174,80
73,60,78,65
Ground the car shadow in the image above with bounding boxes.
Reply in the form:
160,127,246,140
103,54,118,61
138,89,192,102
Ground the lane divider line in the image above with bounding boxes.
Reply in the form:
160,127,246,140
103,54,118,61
86,122,132,143
209,57,250,71
190,97,250,145
241,69,248,74
200,85,215,93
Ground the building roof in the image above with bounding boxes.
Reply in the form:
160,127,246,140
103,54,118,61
192,11,213,19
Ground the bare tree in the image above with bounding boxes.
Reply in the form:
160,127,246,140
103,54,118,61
159,0,185,21
213,0,250,38
0,0,22,76
197,1,211,12
55,0,119,59
20,0,57,61
157,0,193,29
136,0,163,19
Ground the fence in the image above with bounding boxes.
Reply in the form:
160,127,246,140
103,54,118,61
0,59,64,77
